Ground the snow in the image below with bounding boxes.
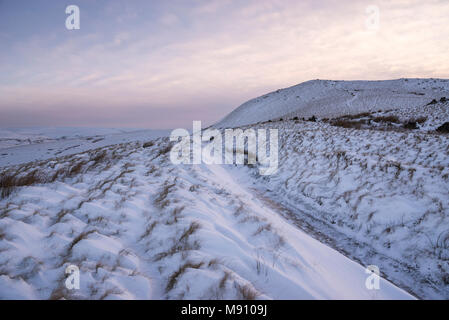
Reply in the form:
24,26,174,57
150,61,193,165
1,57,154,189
225,119,449,299
0,127,142,149
0,134,412,299
0,128,170,168
216,79,449,128
4,77,449,299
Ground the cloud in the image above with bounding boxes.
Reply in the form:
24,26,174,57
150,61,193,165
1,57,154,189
1,0,449,127
160,13,179,26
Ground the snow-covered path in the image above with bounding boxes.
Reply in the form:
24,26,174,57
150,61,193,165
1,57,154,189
199,158,414,299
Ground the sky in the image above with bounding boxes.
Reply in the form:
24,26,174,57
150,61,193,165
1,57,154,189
0,0,449,129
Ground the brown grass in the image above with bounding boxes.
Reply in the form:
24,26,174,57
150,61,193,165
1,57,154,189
219,271,232,289
69,161,87,176
166,261,204,292
0,147,114,199
154,182,176,209
372,115,400,123
143,141,154,148
331,119,363,129
139,221,158,240
235,283,260,300
179,221,201,243
153,222,201,262
343,112,372,119
253,223,273,236
67,230,97,253
0,170,45,199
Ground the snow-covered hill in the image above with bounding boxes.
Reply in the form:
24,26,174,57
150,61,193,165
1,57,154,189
0,128,170,168
0,127,144,149
228,119,449,299
2,78,448,300
216,79,449,128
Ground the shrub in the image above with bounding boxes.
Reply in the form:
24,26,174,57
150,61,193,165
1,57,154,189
403,121,418,129
331,120,362,129
143,141,154,148
344,112,372,120
372,115,400,123
403,118,426,130
436,122,449,133
414,117,427,124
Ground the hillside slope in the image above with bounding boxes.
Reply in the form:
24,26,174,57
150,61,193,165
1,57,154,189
228,119,449,298
0,138,412,299
216,79,449,128
2,78,448,299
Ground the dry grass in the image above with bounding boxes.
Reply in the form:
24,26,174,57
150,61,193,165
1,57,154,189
343,112,372,120
179,221,201,243
67,230,97,253
143,141,154,148
207,258,222,269
153,221,201,262
98,287,123,300
0,148,114,199
154,182,176,209
166,261,204,292
329,113,431,132
235,283,260,300
372,115,400,123
53,209,71,225
0,170,45,199
218,271,232,289
139,221,158,240
68,161,87,176
253,223,273,236
331,119,363,129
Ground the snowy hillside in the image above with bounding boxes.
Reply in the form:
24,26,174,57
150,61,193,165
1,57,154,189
0,137,412,299
0,128,170,168
216,79,449,128
228,119,449,299
0,127,144,149
2,78,449,300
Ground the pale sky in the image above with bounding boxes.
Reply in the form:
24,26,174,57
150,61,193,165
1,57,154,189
1,0,448,128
